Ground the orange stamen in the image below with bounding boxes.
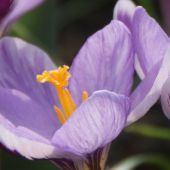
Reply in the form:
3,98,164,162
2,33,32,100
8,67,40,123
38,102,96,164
37,65,88,124
82,90,88,102
54,106,66,124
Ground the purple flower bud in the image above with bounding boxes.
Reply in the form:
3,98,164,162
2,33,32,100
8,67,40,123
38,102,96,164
0,0,13,20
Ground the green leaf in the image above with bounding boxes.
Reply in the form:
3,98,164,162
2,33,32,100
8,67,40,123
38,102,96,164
1,149,57,170
126,124,170,141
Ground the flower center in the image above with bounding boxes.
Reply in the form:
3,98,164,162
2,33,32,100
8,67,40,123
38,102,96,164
0,0,13,20
37,65,88,124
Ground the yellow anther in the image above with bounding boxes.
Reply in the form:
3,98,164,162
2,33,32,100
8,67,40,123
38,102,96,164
82,90,88,102
37,71,53,83
54,106,66,124
37,65,70,87
56,86,76,119
37,65,77,125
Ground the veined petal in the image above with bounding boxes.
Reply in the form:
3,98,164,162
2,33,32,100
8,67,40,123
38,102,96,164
0,88,78,159
0,37,59,117
0,37,63,154
0,87,69,159
70,20,134,105
0,87,58,140
161,77,170,119
133,7,169,77
52,91,129,156
128,45,170,125
113,0,136,30
0,123,60,159
0,0,44,33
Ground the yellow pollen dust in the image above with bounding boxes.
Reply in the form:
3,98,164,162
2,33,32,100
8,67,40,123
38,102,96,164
37,65,88,124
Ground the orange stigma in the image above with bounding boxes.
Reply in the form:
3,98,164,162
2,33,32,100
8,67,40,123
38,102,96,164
37,65,88,124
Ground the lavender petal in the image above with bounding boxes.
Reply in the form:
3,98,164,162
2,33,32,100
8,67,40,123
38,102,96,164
113,0,136,30
70,20,134,105
52,90,129,156
128,45,170,125
133,7,169,77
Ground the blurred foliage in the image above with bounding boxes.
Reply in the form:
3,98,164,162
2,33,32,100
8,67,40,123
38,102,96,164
126,124,170,141
110,154,170,170
2,0,170,170
1,149,56,170
11,0,115,63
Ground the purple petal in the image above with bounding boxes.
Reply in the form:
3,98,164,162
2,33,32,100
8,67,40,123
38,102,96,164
0,37,65,157
0,87,58,140
0,122,60,159
133,7,169,77
113,0,136,30
52,91,129,156
161,77,170,119
70,20,134,105
0,37,59,112
0,0,44,33
127,45,170,125
0,87,67,159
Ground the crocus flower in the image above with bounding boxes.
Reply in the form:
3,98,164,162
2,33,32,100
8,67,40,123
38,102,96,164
112,0,170,123
0,20,134,170
0,0,44,35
